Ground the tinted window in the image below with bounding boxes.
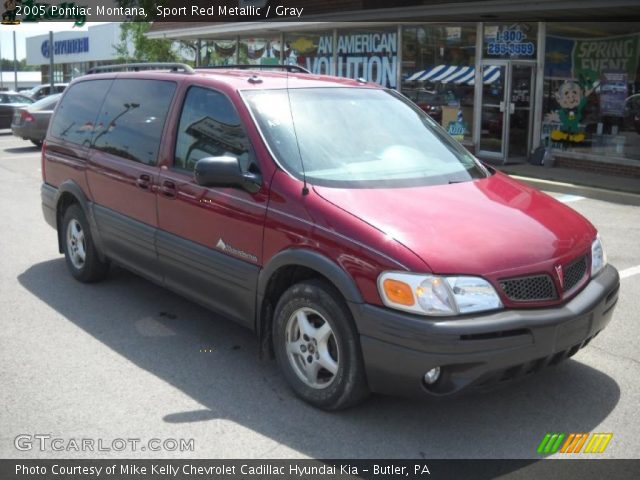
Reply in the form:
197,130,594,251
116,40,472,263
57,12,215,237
174,86,251,172
93,79,176,166
50,80,111,146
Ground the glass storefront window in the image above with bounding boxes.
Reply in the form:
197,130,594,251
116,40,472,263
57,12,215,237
401,24,476,142
286,28,398,87
200,39,237,66
239,36,280,65
542,23,640,160
336,27,398,88
483,23,537,60
285,31,334,75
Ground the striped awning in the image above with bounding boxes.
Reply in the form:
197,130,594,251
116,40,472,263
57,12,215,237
406,65,501,85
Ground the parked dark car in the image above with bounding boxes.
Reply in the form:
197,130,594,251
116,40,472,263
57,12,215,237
40,64,619,410
0,92,33,129
12,94,61,146
25,83,68,101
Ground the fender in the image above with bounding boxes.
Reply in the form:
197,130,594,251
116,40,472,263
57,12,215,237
257,248,364,304
55,180,106,260
255,248,365,348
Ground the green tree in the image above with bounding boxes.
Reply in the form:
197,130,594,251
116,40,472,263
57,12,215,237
114,22,178,63
0,59,37,71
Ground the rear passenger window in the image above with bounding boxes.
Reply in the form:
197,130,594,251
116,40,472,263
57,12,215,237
174,86,251,172
93,79,176,166
50,80,111,146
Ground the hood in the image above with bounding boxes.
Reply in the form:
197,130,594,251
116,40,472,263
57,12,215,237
313,173,595,276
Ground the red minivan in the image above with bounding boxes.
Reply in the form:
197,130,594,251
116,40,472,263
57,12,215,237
41,64,619,409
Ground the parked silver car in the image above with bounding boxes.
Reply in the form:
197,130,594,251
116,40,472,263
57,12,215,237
11,94,61,147
25,83,68,101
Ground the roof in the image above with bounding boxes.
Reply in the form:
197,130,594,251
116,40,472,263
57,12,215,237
192,69,382,89
78,68,382,90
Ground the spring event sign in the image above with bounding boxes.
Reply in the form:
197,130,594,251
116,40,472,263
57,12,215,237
546,33,640,79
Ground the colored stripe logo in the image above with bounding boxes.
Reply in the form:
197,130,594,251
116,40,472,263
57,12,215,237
537,433,612,454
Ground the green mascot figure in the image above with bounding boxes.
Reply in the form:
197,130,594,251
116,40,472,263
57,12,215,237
548,70,597,143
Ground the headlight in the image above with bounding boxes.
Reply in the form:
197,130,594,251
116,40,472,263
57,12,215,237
591,234,607,277
378,272,502,316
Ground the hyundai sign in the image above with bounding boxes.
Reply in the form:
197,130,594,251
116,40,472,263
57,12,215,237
41,37,89,58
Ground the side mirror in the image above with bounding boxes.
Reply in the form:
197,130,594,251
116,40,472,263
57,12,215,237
194,156,262,193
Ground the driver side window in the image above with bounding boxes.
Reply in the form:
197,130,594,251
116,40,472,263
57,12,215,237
174,86,252,172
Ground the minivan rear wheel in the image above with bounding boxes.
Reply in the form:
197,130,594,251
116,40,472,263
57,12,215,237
62,204,109,282
273,279,369,410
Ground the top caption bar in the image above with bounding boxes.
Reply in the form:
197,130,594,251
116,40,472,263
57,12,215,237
3,0,639,25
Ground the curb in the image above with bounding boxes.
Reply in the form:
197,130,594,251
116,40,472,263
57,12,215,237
509,175,640,207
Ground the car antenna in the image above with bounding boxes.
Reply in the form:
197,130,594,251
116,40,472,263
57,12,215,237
284,64,309,196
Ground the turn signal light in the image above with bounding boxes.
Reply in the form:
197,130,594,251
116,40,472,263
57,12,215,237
382,279,415,306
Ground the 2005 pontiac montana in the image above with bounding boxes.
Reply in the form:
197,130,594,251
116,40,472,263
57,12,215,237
40,64,619,409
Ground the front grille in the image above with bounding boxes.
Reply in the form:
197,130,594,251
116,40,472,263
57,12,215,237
563,255,587,292
500,274,557,302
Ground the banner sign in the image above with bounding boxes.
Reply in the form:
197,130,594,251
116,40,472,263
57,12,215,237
546,33,640,79
296,31,398,88
573,34,639,78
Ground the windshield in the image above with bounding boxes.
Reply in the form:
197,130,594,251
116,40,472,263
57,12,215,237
243,87,487,188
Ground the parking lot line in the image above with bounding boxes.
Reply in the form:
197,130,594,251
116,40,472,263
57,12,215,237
620,265,640,279
555,194,586,203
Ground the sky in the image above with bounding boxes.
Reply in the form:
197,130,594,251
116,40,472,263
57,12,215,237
0,22,105,60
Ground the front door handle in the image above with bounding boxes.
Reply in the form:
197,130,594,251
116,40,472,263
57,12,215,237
136,174,152,190
160,180,177,198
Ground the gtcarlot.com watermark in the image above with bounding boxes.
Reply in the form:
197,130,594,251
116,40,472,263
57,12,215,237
15,434,195,453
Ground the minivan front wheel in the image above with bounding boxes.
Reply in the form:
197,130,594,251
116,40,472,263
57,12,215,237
273,279,369,410
62,204,109,282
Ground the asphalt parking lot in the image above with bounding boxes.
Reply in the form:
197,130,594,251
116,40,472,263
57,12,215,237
1,130,639,460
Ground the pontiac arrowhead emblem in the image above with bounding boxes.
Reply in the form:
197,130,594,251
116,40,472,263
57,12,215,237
555,264,564,289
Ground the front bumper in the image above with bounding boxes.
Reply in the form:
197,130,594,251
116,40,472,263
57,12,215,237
350,264,620,397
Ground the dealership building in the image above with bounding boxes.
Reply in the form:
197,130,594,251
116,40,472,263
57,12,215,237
148,0,640,177
26,23,124,85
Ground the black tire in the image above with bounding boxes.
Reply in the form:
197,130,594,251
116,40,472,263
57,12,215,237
61,204,109,283
273,279,369,410
30,139,42,148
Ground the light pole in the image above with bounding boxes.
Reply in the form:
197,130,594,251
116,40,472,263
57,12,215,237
13,30,17,91
49,31,54,90
0,34,4,90
13,30,19,91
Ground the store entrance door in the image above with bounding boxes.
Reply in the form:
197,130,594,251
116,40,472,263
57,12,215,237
478,60,535,163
